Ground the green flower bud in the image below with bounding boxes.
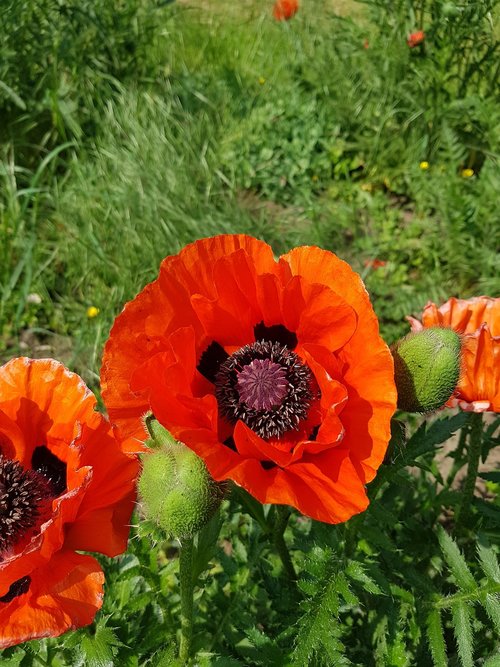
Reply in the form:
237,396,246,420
392,327,461,412
138,418,225,538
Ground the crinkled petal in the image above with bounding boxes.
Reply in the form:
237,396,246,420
0,551,104,649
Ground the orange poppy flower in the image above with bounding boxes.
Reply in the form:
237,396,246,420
273,0,299,21
0,358,138,648
101,235,396,524
408,297,500,412
407,30,425,48
363,259,387,269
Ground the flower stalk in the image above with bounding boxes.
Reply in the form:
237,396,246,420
179,536,194,663
455,412,483,527
273,506,297,582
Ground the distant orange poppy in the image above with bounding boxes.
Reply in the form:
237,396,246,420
273,0,299,21
102,235,396,524
407,30,425,48
363,259,387,269
408,297,500,412
0,358,138,648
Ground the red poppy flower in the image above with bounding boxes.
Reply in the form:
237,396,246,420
408,297,500,412
0,358,138,648
407,30,425,48
363,259,387,269
273,0,299,21
101,235,396,524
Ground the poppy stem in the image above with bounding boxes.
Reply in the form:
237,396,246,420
179,535,194,663
273,505,297,581
455,412,483,528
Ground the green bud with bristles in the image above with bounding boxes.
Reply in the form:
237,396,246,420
392,327,461,413
138,417,225,539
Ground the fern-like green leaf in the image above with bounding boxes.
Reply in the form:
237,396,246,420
484,594,500,634
478,539,500,583
292,574,349,666
426,609,448,667
451,602,474,667
438,528,476,591
483,653,500,667
79,622,120,667
346,561,383,595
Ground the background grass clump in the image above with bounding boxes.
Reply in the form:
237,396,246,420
1,1,500,664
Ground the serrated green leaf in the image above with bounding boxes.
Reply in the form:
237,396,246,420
193,510,223,580
483,653,500,667
336,572,359,607
451,602,474,667
484,594,500,634
79,624,120,667
406,413,468,462
438,528,476,591
292,574,346,666
478,539,500,583
346,561,383,595
426,609,448,667
151,645,178,667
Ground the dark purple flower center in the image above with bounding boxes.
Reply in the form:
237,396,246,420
0,454,54,556
236,358,289,411
215,340,315,439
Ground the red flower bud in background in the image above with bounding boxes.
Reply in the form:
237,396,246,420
273,0,299,21
363,259,387,269
407,30,425,48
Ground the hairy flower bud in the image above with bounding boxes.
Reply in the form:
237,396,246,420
138,418,225,538
392,327,461,412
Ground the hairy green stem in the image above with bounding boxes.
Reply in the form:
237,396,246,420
446,422,469,486
179,536,194,664
456,412,483,527
273,505,297,582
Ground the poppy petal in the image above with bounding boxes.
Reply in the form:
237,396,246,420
0,551,104,649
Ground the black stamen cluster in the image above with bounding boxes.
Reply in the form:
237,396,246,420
0,456,50,555
215,340,315,439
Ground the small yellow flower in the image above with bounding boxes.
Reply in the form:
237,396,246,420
461,168,474,179
360,182,373,192
311,174,319,182
86,306,100,319
258,77,266,85
419,161,429,170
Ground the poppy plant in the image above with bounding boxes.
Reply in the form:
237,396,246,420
0,358,138,648
273,0,299,21
408,297,500,412
407,30,425,48
102,235,396,524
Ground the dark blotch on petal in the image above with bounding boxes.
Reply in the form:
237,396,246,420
0,575,31,604
309,425,320,441
254,322,298,350
32,446,67,496
261,460,277,470
198,341,229,384
223,437,237,451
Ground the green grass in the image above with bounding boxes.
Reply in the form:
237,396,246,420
1,0,499,382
